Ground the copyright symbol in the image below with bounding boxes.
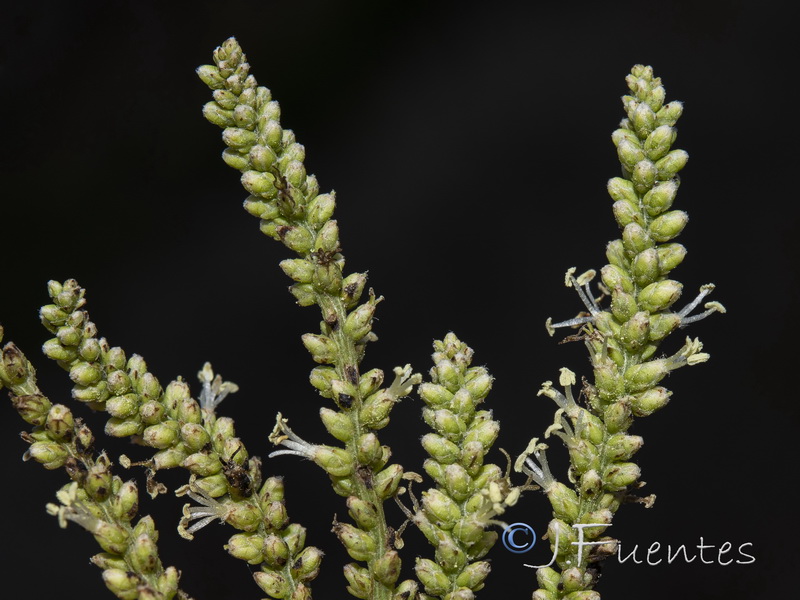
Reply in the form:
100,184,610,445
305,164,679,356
502,522,537,553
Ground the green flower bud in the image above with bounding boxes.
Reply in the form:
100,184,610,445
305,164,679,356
12,394,52,426
601,264,634,293
106,394,139,419
536,566,561,593
418,382,454,407
638,280,683,313
642,180,678,217
631,159,657,194
314,220,340,255
416,558,450,596
343,563,372,599
203,102,234,127
91,553,128,571
437,533,467,573
561,567,586,593
593,360,624,399
313,446,353,477
142,422,179,450
356,433,382,465
157,566,180,598
129,533,159,574
263,533,290,568
333,522,375,562
305,193,336,230
467,530,498,560
94,521,130,554
309,366,336,397
85,461,113,501
657,242,687,273
603,401,632,434
610,290,637,323
44,404,74,440
301,334,337,364
182,452,222,477
373,464,403,499
56,326,82,347
547,481,580,522
655,149,688,179
222,147,250,170
233,104,256,129
344,301,376,342
25,441,68,469
280,258,315,283
177,396,202,424
111,479,139,521
648,209,688,242
223,127,256,150
578,508,613,539
195,474,228,498
616,139,645,171
253,570,290,599
423,489,461,529
428,408,464,439
622,223,653,255
631,248,660,286
547,518,575,556
372,549,401,587
346,496,379,530
241,170,276,198
445,463,474,501
360,390,395,428
624,359,668,392
603,462,641,491
465,369,492,400
69,362,102,386
282,523,307,555
41,338,78,362
606,433,644,461
613,201,643,229
656,101,683,126
648,313,681,341
197,64,225,89
644,124,675,161
225,500,261,532
463,418,499,449
631,386,671,416
264,500,289,530
341,272,367,308
606,177,639,205
471,463,502,492
138,400,164,425
320,407,354,442
579,469,603,498
154,447,188,470
313,262,343,295
456,561,491,590
631,101,656,138
278,225,314,253
284,160,306,188
102,569,140,597
568,438,600,474
422,433,460,464
619,311,650,351
605,239,629,269
78,338,101,362
292,546,323,581
564,592,601,600
180,423,211,452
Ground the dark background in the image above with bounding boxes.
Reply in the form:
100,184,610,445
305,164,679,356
1,1,797,598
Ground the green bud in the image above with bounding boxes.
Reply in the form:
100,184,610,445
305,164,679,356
341,272,367,309
225,500,261,532
638,280,683,312
309,366,336,397
320,407,354,442
593,360,624,399
347,496,379,530
463,418,499,449
422,433,460,464
282,523,307,555
223,127,256,150
624,359,668,392
373,464,403,499
622,223,653,254
183,452,222,477
631,159,657,194
42,338,78,362
465,369,492,400
610,290,637,322
195,473,228,498
655,149,688,179
656,101,683,126
459,441,485,476
264,500,290,530
445,463,473,501
631,248,660,286
605,239,629,269
564,592,601,600
418,382,454,407
547,482,580,522
648,313,681,341
343,563,372,599
226,532,265,564
642,180,678,216
180,423,211,452
56,326,82,347
359,390,395,427
472,463,502,492
657,242,687,273
284,160,306,188
203,102,234,127
579,469,603,498
423,489,461,529
69,362,102,386
648,209,688,242
456,561,491,590
106,370,131,396
222,147,250,170
616,139,645,171
631,101,656,138
254,570,290,599
307,193,336,229
601,264,634,293
111,480,139,521
94,521,130,554
314,220,340,254
301,334,337,364
233,104,256,129
79,338,101,362
154,447,187,470
142,422,179,450
197,64,225,89
536,566,561,593
102,569,140,597
606,433,644,461
280,258,315,283
91,553,128,571
429,408,465,439
644,124,675,161
612,201,642,229
374,550,401,587
24,441,68,469
547,518,575,556
333,522,375,562
278,225,314,253
416,558,450,596
129,533,159,574
603,401,632,434
619,311,650,351
561,567,586,593
292,546,323,581
241,170,276,198
177,396,202,424
356,433,382,465
607,177,639,205
44,404,74,440
603,462,641,491
567,439,600,474
631,386,671,416
138,400,164,425
357,368,384,397
12,394,52,426
313,445,353,477
85,461,113,501
259,476,285,504
468,530,498,560
344,301,376,342
263,533,290,568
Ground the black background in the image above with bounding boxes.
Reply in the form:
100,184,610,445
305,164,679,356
1,1,797,598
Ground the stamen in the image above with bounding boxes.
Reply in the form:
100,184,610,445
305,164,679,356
268,413,318,460
197,362,239,412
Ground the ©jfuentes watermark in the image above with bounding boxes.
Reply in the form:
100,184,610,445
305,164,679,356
501,522,755,567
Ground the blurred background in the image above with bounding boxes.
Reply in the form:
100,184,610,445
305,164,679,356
2,1,796,598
